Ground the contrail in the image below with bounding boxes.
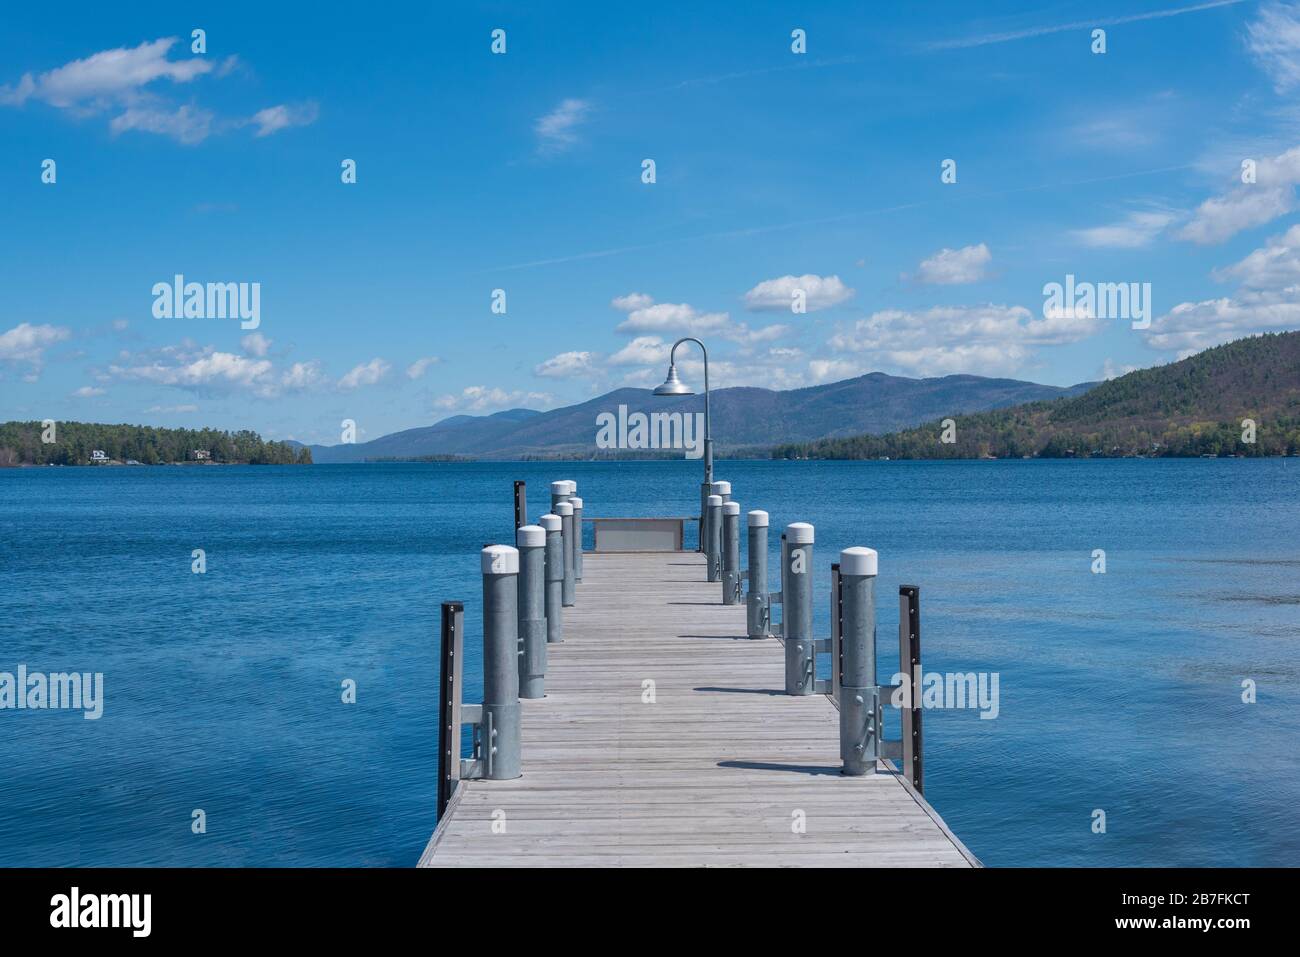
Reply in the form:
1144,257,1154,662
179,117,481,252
925,0,1247,51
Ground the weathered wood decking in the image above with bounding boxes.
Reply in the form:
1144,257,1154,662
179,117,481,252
419,550,978,867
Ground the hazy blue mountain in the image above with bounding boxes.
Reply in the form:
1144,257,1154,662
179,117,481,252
308,372,1094,462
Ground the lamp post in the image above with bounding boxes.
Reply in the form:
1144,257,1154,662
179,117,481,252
652,337,713,551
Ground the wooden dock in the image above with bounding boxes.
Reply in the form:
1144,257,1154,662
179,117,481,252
419,550,979,867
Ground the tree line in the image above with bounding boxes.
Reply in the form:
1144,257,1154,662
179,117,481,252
0,421,311,466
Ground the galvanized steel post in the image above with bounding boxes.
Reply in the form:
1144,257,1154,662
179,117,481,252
516,525,546,699
481,545,522,779
550,480,572,512
570,495,583,583
839,547,879,776
705,494,723,583
555,500,576,607
746,510,769,638
721,500,741,605
783,522,815,695
540,513,563,643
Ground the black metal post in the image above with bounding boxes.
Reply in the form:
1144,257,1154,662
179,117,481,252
438,601,464,820
513,480,527,529
830,562,842,703
899,585,923,794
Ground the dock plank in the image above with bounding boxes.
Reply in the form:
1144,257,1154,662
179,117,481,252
419,551,977,868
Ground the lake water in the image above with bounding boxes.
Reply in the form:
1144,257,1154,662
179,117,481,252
1,459,1297,867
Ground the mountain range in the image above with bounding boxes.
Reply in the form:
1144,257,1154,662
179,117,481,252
306,372,1096,462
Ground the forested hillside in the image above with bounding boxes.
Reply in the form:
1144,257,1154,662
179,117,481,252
0,422,311,466
774,332,1300,459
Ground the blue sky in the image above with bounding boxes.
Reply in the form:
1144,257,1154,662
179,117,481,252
4,0,1300,444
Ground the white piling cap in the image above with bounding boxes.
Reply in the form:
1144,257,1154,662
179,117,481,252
481,544,519,575
570,496,583,509
786,522,814,544
713,480,731,495
723,501,740,516
561,480,577,494
516,524,545,548
839,546,878,577
555,501,573,516
707,495,722,507
748,509,769,528
550,481,570,496
539,514,562,532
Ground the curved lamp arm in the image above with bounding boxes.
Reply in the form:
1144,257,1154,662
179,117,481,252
668,337,712,484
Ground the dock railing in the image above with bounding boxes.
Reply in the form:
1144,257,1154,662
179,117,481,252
436,476,929,825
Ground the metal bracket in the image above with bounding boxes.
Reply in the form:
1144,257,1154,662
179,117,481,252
459,705,486,781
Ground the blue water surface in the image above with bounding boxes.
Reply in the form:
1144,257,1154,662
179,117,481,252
1,459,1297,866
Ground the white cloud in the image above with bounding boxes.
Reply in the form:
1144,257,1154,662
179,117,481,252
731,323,791,345
0,37,212,109
809,358,865,383
1072,211,1177,248
1144,287,1300,353
109,105,214,144
0,322,72,374
613,299,787,346
616,302,733,336
1100,358,1140,380
338,358,391,390
743,274,855,311
2,38,308,145
406,356,441,380
71,386,105,397
608,336,670,366
248,102,319,137
828,303,1103,376
144,404,198,414
241,332,271,357
1246,2,1300,93
611,292,654,311
434,386,555,413
281,361,324,392
911,244,992,284
534,350,595,378
111,348,275,394
1178,145,1300,244
1212,222,1300,287
534,98,590,155
1153,216,1300,353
